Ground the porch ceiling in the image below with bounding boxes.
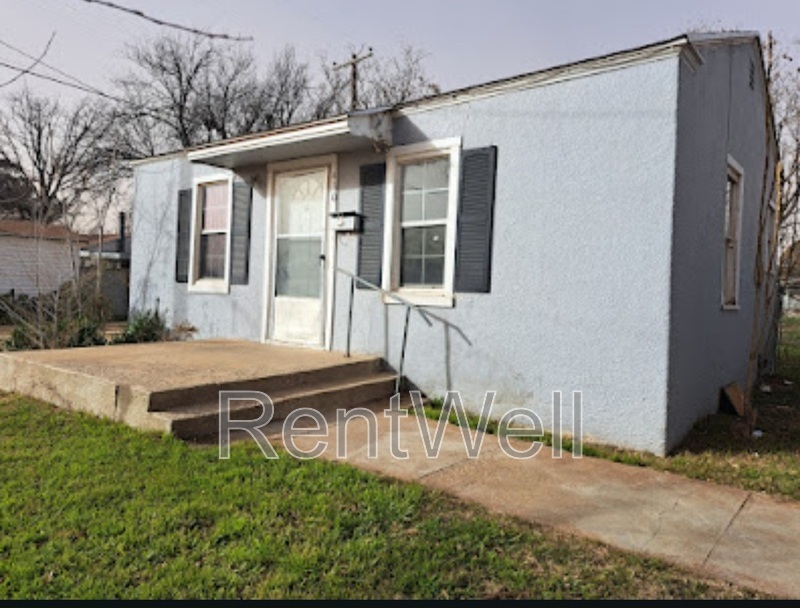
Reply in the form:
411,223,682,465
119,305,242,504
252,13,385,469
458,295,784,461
186,109,393,169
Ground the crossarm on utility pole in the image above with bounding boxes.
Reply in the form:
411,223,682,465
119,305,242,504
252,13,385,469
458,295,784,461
333,48,373,111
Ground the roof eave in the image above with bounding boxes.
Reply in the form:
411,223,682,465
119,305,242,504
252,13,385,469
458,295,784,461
185,110,392,169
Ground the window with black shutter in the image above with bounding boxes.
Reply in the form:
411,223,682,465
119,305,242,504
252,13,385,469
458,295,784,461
357,141,497,304
454,146,497,293
357,163,386,289
230,181,253,285
175,188,192,283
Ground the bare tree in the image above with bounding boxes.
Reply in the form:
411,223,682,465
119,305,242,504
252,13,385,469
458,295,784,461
0,89,114,224
199,45,310,140
116,35,215,152
769,34,800,283
361,45,440,107
198,48,266,141
264,46,311,129
0,159,33,218
308,53,350,120
115,36,312,156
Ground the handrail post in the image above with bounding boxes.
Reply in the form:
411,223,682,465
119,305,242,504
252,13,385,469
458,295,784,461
396,306,411,394
346,275,355,358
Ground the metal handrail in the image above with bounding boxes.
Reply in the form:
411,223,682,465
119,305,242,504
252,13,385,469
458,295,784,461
334,266,471,393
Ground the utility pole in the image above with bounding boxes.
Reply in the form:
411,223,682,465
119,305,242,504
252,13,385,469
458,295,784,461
333,48,373,111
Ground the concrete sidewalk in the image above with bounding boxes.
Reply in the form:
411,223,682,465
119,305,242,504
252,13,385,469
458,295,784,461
272,405,800,598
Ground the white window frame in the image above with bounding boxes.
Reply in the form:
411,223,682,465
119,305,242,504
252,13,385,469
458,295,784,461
188,174,233,294
763,197,776,278
721,155,744,310
382,137,461,308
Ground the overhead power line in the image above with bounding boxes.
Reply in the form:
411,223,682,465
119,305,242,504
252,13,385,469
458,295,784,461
0,34,107,97
0,32,56,88
0,57,174,127
0,58,121,101
80,0,253,42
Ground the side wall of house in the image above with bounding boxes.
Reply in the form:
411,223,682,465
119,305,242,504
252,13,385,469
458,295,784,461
333,57,680,454
668,40,777,450
130,158,267,339
0,236,79,297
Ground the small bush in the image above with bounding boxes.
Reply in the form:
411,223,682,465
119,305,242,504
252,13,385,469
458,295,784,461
112,309,169,344
0,292,34,326
1,273,109,351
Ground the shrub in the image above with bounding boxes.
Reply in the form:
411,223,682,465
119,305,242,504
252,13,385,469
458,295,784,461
1,272,109,351
112,309,169,344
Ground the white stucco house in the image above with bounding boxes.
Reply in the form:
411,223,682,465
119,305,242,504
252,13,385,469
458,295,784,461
129,32,780,456
0,220,81,297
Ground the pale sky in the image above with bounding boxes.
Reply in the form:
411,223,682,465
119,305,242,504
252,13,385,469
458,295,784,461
1,0,799,102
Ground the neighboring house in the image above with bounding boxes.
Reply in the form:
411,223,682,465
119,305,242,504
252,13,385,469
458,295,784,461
0,220,81,297
130,32,779,456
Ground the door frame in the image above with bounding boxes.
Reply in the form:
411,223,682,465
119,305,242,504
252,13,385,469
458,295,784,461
262,154,338,349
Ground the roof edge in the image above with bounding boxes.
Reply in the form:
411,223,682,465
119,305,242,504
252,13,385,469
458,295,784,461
394,35,690,115
129,31,767,165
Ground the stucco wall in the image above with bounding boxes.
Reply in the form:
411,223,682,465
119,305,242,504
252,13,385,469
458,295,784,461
130,158,267,339
0,236,79,296
332,58,680,455
667,40,777,449
130,56,681,455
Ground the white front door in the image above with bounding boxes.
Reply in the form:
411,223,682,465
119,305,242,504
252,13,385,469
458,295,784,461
270,167,328,346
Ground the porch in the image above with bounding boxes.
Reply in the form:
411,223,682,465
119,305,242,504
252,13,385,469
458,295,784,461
0,340,396,438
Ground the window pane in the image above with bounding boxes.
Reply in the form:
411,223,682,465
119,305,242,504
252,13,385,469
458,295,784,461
400,225,446,288
276,237,322,298
402,227,424,256
723,169,741,306
426,225,446,255
199,233,226,279
424,158,449,190
424,257,444,286
402,163,424,191
277,170,326,235
402,192,423,222
202,182,229,231
725,176,739,240
401,257,422,286
424,190,449,221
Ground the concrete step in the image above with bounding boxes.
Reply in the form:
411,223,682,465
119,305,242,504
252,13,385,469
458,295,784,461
147,357,386,412
154,372,398,440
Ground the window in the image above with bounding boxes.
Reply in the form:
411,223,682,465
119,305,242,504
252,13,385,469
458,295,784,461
189,176,232,292
359,144,496,298
383,138,461,306
722,157,743,309
399,157,449,287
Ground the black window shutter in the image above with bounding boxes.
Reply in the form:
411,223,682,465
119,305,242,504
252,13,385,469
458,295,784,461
455,146,498,293
230,181,253,286
357,163,386,289
175,188,192,283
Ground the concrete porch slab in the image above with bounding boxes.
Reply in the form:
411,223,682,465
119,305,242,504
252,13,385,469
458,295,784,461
0,340,387,435
0,340,375,391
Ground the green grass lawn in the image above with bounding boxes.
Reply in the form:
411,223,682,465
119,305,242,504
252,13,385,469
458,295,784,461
0,393,762,599
426,317,800,502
